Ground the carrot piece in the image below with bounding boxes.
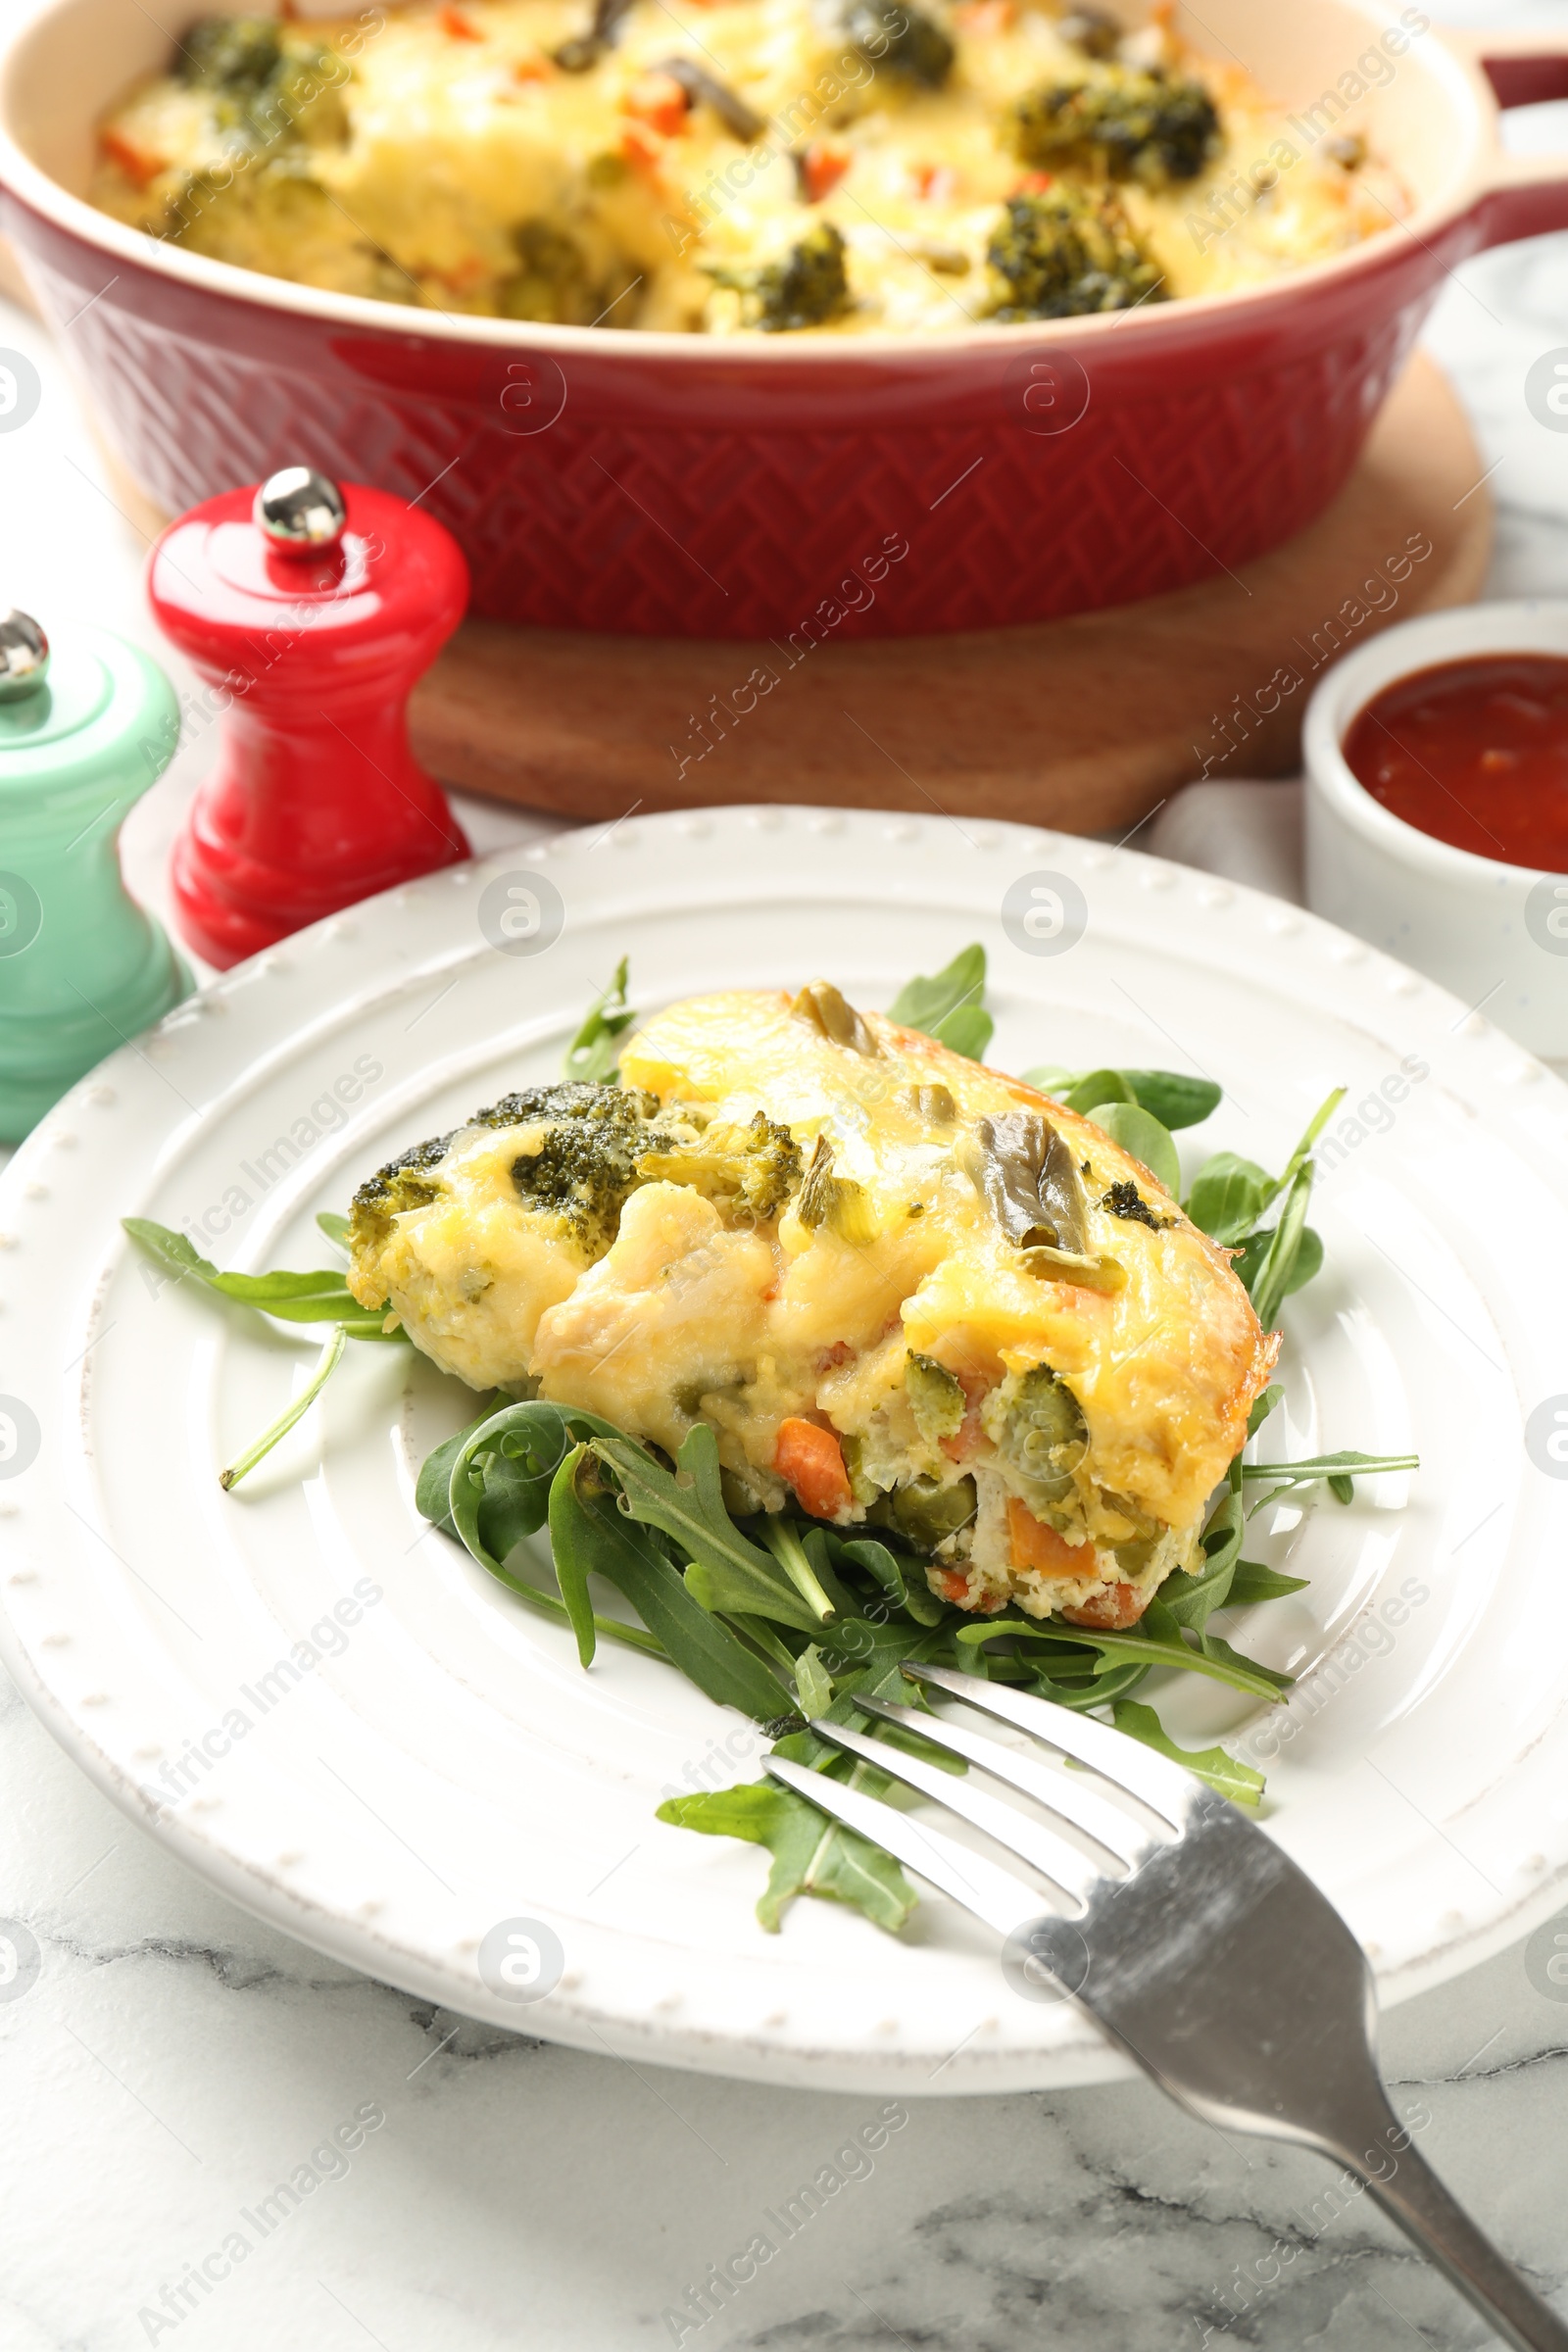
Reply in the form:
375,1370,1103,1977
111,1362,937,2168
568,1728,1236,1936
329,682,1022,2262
439,5,483,35
955,0,1012,26
1012,171,1055,196
618,122,667,172
623,71,691,136
773,1418,854,1520
908,160,958,200
1062,1582,1149,1630
512,52,551,79
1005,1494,1095,1577
801,141,850,203
101,126,167,190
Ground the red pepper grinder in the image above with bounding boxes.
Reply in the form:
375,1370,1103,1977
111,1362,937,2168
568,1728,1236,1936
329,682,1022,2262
150,467,470,969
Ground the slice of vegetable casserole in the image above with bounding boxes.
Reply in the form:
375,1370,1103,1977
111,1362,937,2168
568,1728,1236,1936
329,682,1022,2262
348,981,1276,1626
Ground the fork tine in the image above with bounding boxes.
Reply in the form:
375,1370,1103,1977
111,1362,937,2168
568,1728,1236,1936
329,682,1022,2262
807,1717,1102,1907
855,1694,1161,1869
762,1755,1040,1936
905,1661,1195,1828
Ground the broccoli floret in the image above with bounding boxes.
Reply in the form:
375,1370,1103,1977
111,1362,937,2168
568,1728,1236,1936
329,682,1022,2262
981,1366,1087,1508
1055,6,1122,60
500,221,605,326
795,1138,877,1247
634,1111,803,1224
906,1352,965,1444
1100,1178,1174,1230
1012,65,1222,187
984,185,1164,319
710,223,850,332
176,15,282,93
174,16,348,148
482,1082,669,1255
348,1132,456,1252
844,0,956,88
349,1082,671,1261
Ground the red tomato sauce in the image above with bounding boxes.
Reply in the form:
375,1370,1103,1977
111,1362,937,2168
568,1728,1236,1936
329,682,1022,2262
1342,654,1568,869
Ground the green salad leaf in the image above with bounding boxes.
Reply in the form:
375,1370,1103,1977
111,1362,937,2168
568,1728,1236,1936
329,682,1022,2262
593,1426,833,1633
658,1777,918,1935
887,943,995,1060
564,956,637,1085
548,1445,788,1712
1093,1101,1181,1200
122,1213,401,1490
123,1216,394,1338
1110,1700,1264,1810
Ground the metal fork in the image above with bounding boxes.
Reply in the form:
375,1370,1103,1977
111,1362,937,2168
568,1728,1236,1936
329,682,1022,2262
764,1660,1568,2352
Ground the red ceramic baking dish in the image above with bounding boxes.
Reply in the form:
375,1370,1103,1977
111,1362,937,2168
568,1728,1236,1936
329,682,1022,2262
1,1,1566,638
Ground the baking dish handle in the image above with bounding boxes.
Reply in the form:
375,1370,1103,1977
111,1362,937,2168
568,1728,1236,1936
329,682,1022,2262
1447,27,1568,247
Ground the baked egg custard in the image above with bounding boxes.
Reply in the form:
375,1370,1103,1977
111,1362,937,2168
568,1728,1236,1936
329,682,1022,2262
348,982,1276,1627
92,1,1409,332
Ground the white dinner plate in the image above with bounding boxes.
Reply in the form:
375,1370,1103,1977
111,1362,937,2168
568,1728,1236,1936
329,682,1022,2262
2,807,1567,2095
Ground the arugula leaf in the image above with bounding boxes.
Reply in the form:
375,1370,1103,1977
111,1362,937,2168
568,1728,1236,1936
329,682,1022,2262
1159,1537,1242,1633
414,1396,504,1536
794,1642,834,1718
1021,1067,1221,1132
932,1004,995,1060
125,1213,405,1486
450,1398,633,1572
1020,1063,1077,1098
1111,1699,1264,1809
886,944,995,1060
760,1516,850,1625
1183,1153,1273,1247
1093,1102,1181,1200
1207,1086,1345,1310
1248,1155,1321,1332
1247,1382,1284,1439
549,1446,788,1711
1117,1072,1223,1132
815,1614,951,1688
657,1779,918,1934
1226,1560,1310,1606
1230,1224,1323,1302
220,1325,346,1493
564,956,637,1085
1034,1654,1151,1709
316,1209,351,1251
122,1217,396,1340
1276,1086,1348,1196
1192,1625,1294,1694
594,1426,827,1633
829,1533,948,1626
1059,1068,1137,1114
1243,1448,1419,1509
954,1596,1291,1703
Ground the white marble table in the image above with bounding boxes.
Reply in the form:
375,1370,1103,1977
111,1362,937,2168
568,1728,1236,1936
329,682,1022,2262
5,10,1568,2343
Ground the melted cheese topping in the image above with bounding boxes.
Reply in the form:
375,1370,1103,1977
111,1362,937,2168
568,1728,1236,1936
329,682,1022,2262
91,0,1406,333
349,987,1276,1621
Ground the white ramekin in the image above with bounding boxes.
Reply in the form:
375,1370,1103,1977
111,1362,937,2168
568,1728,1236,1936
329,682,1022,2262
1303,601,1568,1060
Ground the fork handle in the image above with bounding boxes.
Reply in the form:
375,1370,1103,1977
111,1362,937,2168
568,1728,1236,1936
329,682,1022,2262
1344,2125,1568,2351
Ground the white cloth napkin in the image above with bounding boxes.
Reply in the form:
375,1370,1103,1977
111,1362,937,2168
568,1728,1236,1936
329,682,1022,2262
1145,780,1304,906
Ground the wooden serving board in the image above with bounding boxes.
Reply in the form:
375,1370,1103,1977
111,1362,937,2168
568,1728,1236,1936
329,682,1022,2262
409,350,1491,835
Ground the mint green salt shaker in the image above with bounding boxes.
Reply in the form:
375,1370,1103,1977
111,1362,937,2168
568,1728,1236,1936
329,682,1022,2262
0,610,191,1143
